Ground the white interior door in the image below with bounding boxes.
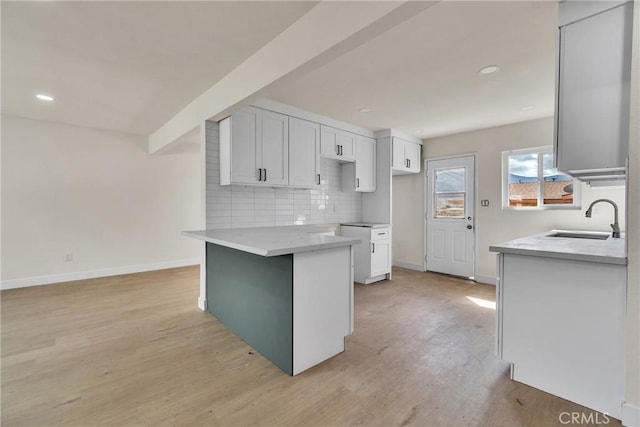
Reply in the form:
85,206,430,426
426,156,475,278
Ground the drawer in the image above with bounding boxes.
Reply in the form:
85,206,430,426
371,229,390,240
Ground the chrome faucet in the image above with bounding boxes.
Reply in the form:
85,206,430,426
585,199,621,238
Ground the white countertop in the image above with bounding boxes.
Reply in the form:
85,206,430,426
341,222,391,229
182,225,361,257
489,230,627,265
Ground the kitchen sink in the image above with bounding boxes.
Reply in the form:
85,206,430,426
547,231,609,240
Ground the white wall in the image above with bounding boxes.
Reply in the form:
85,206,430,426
205,120,362,228
392,117,626,281
1,115,202,288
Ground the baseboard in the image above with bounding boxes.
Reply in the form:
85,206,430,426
1,258,201,290
623,402,640,427
392,261,424,272
474,275,497,286
198,296,207,312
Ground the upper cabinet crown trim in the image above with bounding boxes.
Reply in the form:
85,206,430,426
374,129,422,145
252,98,375,139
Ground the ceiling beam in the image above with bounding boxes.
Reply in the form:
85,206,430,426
148,1,436,154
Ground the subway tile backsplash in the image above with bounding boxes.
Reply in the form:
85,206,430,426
206,120,362,229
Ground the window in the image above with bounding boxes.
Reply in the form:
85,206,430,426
434,168,465,218
502,147,581,209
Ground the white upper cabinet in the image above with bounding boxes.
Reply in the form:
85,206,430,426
339,131,356,160
355,136,376,192
392,137,422,175
220,102,374,188
405,141,421,173
261,110,289,185
289,117,320,188
225,106,260,185
555,1,633,179
220,106,289,186
320,125,355,162
320,125,339,158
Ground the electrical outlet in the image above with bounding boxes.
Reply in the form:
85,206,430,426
64,252,73,262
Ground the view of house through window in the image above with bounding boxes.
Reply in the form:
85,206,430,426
503,147,579,209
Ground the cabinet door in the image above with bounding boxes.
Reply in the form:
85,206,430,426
231,106,261,184
289,117,320,187
355,136,376,192
339,131,356,161
261,110,289,186
320,126,340,158
556,2,632,173
392,138,407,169
370,239,391,277
405,142,421,173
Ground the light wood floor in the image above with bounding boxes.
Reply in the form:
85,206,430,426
1,267,617,427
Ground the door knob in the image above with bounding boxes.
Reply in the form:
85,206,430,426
466,225,473,230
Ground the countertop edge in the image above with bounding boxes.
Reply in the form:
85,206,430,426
489,245,627,266
182,230,360,257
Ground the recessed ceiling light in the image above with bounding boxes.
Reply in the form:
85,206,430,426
412,129,423,134
479,65,500,75
36,93,55,102
520,105,535,111
359,107,371,113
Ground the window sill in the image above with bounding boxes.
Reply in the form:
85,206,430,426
503,205,583,211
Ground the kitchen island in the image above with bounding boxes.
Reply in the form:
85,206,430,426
183,226,360,376
490,230,627,419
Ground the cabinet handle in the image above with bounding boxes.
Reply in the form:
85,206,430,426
317,174,321,185
336,145,340,155
339,145,343,156
372,242,375,253
264,169,267,181
408,159,411,168
257,168,262,181
356,178,360,188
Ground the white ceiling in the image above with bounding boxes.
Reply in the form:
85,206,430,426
1,1,316,135
2,1,559,140
267,1,559,140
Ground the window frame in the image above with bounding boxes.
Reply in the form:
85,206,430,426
502,146,581,210
433,167,467,220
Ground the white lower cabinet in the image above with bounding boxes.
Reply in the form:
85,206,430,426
495,253,625,419
341,226,391,284
370,237,390,277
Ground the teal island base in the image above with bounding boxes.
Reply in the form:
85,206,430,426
206,242,353,375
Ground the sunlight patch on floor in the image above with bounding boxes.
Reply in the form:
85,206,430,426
466,296,496,310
